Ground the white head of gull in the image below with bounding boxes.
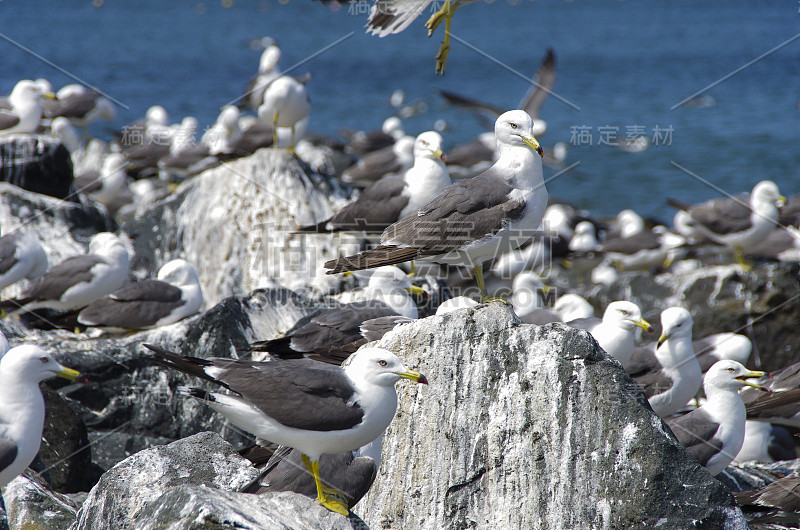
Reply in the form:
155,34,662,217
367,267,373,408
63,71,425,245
567,301,652,367
364,266,420,319
0,80,54,136
553,293,594,322
666,360,763,475
258,75,310,149
399,131,449,218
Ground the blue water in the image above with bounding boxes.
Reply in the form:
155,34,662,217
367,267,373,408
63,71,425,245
1,0,798,220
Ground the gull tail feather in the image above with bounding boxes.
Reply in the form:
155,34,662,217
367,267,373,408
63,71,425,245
324,246,423,274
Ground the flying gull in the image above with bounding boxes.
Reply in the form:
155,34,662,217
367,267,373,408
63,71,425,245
566,301,653,368
733,420,796,463
667,180,786,262
241,436,381,511
625,307,702,417
665,360,763,475
297,132,448,234
249,266,423,365
77,259,202,331
325,110,546,302
0,233,48,292
143,344,426,515
258,76,310,151
0,345,81,489
0,80,56,136
367,0,479,74
0,232,130,316
340,135,415,188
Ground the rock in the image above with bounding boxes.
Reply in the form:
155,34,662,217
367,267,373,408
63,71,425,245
0,135,75,200
121,148,361,306
2,473,82,530
71,431,365,530
360,303,747,528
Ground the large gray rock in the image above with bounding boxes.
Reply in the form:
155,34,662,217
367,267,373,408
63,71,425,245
2,473,82,530
71,431,364,530
360,303,747,528
0,135,75,200
122,148,361,306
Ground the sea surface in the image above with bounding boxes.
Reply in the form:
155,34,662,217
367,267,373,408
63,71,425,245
1,0,798,220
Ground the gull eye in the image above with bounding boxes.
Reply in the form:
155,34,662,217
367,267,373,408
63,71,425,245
510,123,518,129
378,360,388,367
727,367,735,372
39,357,49,364
620,310,628,316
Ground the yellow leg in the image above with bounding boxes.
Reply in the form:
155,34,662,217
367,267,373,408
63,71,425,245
407,260,417,277
475,264,509,304
272,114,279,149
289,125,297,156
425,0,455,74
301,454,349,516
734,246,752,271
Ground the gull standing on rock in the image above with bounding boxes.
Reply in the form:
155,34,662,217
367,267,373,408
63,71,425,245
0,233,48,292
566,301,653,367
0,232,130,316
0,80,56,136
325,110,546,302
258,75,310,151
296,131,448,234
143,344,426,515
626,307,703,417
666,360,763,475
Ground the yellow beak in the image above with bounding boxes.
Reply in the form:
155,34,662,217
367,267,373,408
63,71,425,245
522,135,543,158
41,91,58,101
738,370,765,390
397,369,428,385
405,285,426,296
57,366,81,382
433,148,445,163
777,195,787,208
635,318,654,335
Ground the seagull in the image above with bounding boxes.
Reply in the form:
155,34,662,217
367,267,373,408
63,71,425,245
435,296,479,315
552,293,594,322
0,345,81,489
626,307,702,417
366,0,480,74
0,232,130,316
340,135,415,188
0,80,56,136
667,180,786,263
44,84,115,130
76,153,132,214
240,436,382,511
510,271,558,325
0,233,48,292
342,116,405,156
142,344,427,515
741,360,800,429
691,332,751,373
248,266,423,365
665,360,763,476
297,131,448,234
77,259,203,331
566,301,653,367
733,420,796,463
325,110,546,302
201,106,242,156
242,42,282,110
258,76,311,151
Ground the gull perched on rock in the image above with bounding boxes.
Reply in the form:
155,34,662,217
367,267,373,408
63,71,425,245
0,345,81,489
143,344,426,515
340,135,415,188
0,233,48,292
325,110,546,303
258,76,310,151
0,232,130,316
0,80,56,136
626,307,703,417
566,301,653,367
665,360,763,475
77,259,203,331
297,131,448,234
249,266,423,365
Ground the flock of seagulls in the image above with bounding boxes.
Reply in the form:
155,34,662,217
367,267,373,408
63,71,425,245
0,23,798,523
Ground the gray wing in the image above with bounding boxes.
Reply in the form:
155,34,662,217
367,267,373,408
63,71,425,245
766,361,800,392
745,388,800,421
518,48,556,120
78,279,184,328
24,255,105,300
341,146,402,186
691,336,722,372
688,193,753,235
735,475,800,512
382,173,526,252
0,436,18,473
0,109,20,131
445,137,494,168
218,359,365,431
628,347,674,400
601,231,660,254
47,91,100,119
666,408,723,467
290,301,400,353
359,315,413,342
245,445,376,507
565,317,600,332
227,121,273,157
0,234,21,275
367,0,432,36
329,175,409,231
